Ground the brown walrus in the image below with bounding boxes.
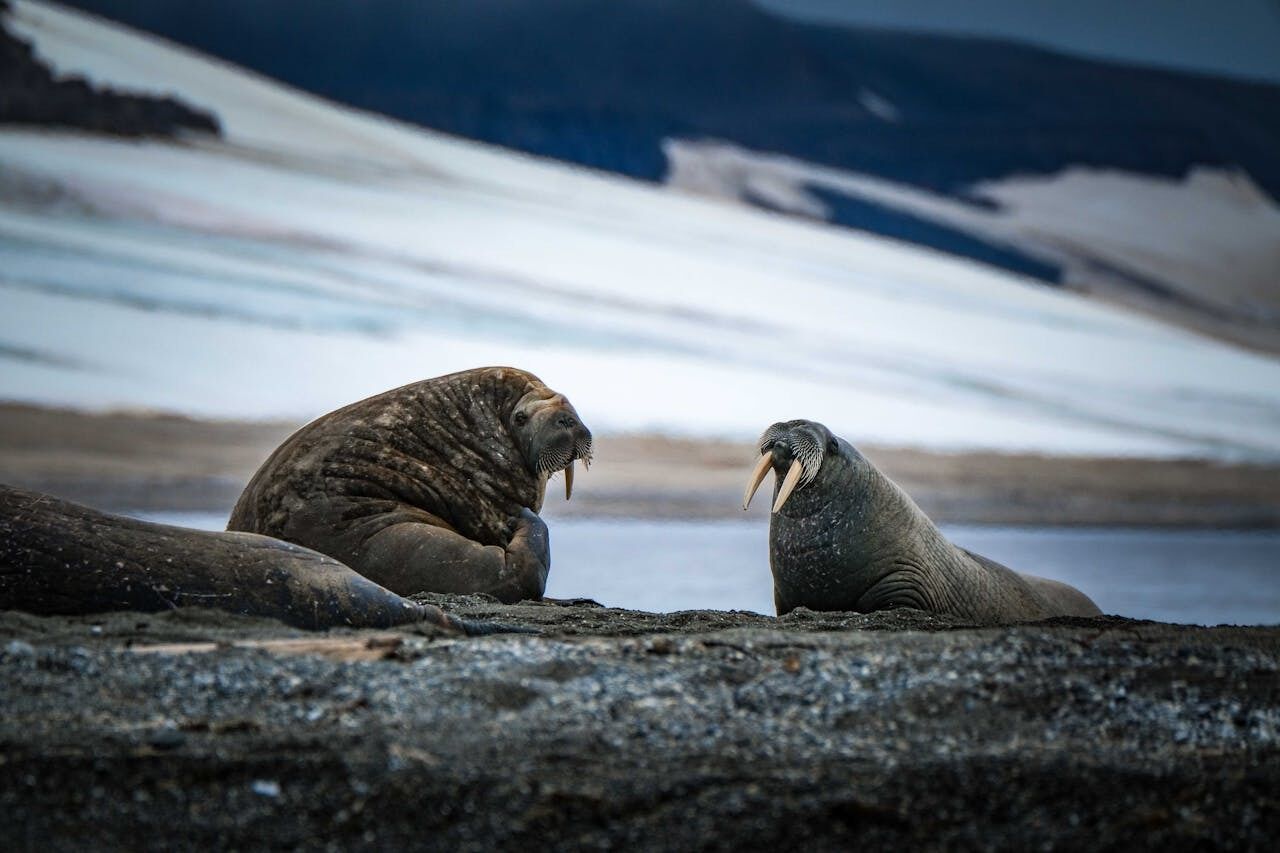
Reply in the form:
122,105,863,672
744,419,1102,623
0,483,482,632
228,366,593,603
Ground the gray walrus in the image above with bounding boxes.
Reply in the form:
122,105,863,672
0,484,488,632
228,366,592,603
743,420,1101,623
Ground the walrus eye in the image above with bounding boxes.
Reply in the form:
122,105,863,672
513,412,528,427
827,438,839,454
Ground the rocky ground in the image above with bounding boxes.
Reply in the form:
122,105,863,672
0,1,219,137
2,598,1277,850
3,404,1277,847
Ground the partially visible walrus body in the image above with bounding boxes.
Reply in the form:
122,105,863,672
229,367,592,603
0,484,467,631
744,420,1101,623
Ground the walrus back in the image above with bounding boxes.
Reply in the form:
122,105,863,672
1021,573,1104,618
228,371,540,550
0,484,439,630
958,547,1102,620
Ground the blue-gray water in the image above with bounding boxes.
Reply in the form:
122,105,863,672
136,514,1280,626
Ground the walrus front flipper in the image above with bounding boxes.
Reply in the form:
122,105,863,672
355,508,551,604
0,485,459,632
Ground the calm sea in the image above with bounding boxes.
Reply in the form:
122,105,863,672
135,513,1280,626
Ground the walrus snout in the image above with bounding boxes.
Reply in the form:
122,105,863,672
550,422,594,500
743,421,827,513
521,401,593,501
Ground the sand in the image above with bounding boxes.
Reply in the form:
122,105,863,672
2,402,1278,526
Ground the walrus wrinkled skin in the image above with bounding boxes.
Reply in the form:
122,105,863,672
228,367,592,603
744,420,1102,623
0,484,473,632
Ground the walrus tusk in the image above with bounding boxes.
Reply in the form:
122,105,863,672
772,459,804,513
742,453,773,510
564,460,574,500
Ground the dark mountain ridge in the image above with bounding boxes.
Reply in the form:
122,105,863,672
57,0,1280,193
0,0,218,137
41,0,1280,339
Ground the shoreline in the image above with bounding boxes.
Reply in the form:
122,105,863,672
3,402,1280,527
3,601,1278,848
3,405,1277,847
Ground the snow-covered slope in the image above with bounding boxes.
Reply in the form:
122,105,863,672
665,139,1280,351
51,0,1280,352
3,0,1280,459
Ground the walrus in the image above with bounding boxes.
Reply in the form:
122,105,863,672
228,367,592,603
743,420,1102,623
0,484,489,632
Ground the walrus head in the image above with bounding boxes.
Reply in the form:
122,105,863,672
509,388,594,500
742,419,846,513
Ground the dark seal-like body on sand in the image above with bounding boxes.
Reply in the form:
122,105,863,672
229,366,592,603
744,419,1101,623
0,484,471,631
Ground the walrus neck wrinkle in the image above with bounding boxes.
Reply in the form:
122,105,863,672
403,380,539,542
853,466,959,615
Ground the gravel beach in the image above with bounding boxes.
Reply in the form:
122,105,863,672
3,403,1278,849
2,599,1277,850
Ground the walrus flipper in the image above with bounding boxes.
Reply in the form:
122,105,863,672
0,485,461,632
355,508,550,604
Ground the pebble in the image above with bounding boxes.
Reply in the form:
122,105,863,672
251,780,281,798
147,726,186,751
5,639,36,658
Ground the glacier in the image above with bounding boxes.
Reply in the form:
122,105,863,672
2,0,1280,459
